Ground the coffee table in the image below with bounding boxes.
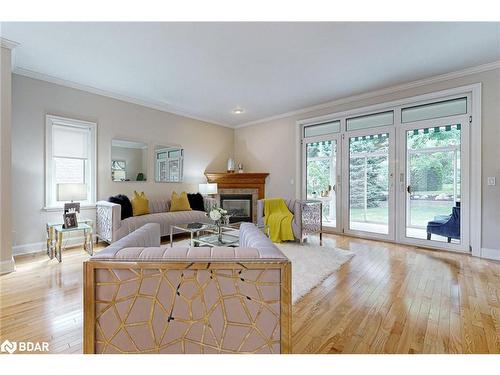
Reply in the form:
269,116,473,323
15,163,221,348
170,223,216,247
170,221,270,248
193,231,239,247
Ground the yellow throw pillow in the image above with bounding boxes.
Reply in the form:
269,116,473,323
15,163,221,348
131,191,149,216
170,191,192,212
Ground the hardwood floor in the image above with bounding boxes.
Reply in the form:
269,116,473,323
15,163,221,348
1,234,499,354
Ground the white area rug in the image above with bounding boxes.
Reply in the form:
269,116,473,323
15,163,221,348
275,242,354,304
174,237,354,305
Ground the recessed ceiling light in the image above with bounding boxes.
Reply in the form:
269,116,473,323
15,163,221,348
232,107,245,114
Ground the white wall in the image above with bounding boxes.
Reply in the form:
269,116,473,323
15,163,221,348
235,68,500,257
0,45,14,273
11,74,234,254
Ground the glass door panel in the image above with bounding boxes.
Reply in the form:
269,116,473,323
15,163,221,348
304,138,338,229
348,132,390,235
406,124,462,243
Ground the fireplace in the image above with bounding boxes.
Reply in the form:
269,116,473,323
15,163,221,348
220,194,253,223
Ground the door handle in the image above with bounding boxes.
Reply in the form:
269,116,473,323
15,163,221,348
407,185,412,194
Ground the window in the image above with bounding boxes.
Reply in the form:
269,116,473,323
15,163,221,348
401,97,467,123
111,160,126,181
346,111,394,131
45,115,97,208
303,120,341,138
156,148,183,182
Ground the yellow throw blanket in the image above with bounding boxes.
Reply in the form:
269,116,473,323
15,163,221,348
264,198,295,243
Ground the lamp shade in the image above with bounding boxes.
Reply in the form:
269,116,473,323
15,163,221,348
57,183,87,202
198,183,218,195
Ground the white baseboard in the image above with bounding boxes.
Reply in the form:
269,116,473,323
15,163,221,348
481,248,500,261
13,235,97,256
0,257,15,274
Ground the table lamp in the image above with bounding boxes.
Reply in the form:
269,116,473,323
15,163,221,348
57,183,87,213
198,183,218,196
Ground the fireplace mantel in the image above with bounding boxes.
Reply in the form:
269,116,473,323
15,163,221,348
204,172,269,199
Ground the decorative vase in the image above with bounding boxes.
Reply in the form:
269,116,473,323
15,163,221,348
227,158,235,172
217,222,223,242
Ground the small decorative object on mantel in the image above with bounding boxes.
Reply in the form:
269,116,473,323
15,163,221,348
227,158,235,173
208,206,230,242
237,163,244,173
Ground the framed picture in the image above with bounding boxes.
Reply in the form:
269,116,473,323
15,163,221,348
63,212,78,229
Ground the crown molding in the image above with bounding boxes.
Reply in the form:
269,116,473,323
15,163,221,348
0,37,19,50
12,67,233,129
234,60,500,128
10,59,500,130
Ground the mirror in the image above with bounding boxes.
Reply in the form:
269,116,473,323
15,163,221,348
155,144,184,182
111,139,148,181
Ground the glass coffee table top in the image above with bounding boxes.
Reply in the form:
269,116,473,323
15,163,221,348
173,222,216,233
193,232,239,247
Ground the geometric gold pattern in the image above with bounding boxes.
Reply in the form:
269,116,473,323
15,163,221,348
84,261,291,354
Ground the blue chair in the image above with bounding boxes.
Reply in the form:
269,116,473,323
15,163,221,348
426,202,460,243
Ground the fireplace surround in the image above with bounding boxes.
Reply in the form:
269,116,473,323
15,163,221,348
205,172,269,224
220,194,253,223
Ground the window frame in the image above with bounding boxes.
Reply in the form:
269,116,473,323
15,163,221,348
297,83,482,257
45,115,97,210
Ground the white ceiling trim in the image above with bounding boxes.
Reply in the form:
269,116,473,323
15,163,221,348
11,59,500,130
0,37,19,50
12,66,233,129
234,60,500,128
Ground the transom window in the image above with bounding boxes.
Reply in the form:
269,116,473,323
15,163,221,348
401,97,467,123
346,111,394,131
303,120,341,137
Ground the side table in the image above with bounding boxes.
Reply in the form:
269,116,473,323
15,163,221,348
299,200,323,245
46,220,94,262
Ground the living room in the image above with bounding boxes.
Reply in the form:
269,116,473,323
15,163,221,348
1,1,500,370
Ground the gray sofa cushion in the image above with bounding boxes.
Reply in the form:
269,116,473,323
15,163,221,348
120,210,210,238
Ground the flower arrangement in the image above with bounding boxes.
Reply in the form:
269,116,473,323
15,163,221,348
208,206,229,226
208,206,230,242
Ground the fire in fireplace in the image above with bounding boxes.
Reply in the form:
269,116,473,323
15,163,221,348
220,194,253,223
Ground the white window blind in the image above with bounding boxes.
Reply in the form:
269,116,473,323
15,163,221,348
45,116,96,209
52,125,89,158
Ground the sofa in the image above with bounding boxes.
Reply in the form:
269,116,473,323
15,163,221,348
95,197,217,243
84,222,292,354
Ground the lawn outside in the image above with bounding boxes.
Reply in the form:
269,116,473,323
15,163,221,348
334,200,455,228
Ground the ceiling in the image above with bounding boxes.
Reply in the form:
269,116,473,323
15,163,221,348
2,22,499,127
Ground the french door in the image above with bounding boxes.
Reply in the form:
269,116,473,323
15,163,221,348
342,127,396,241
302,134,341,232
397,115,469,251
300,91,474,253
